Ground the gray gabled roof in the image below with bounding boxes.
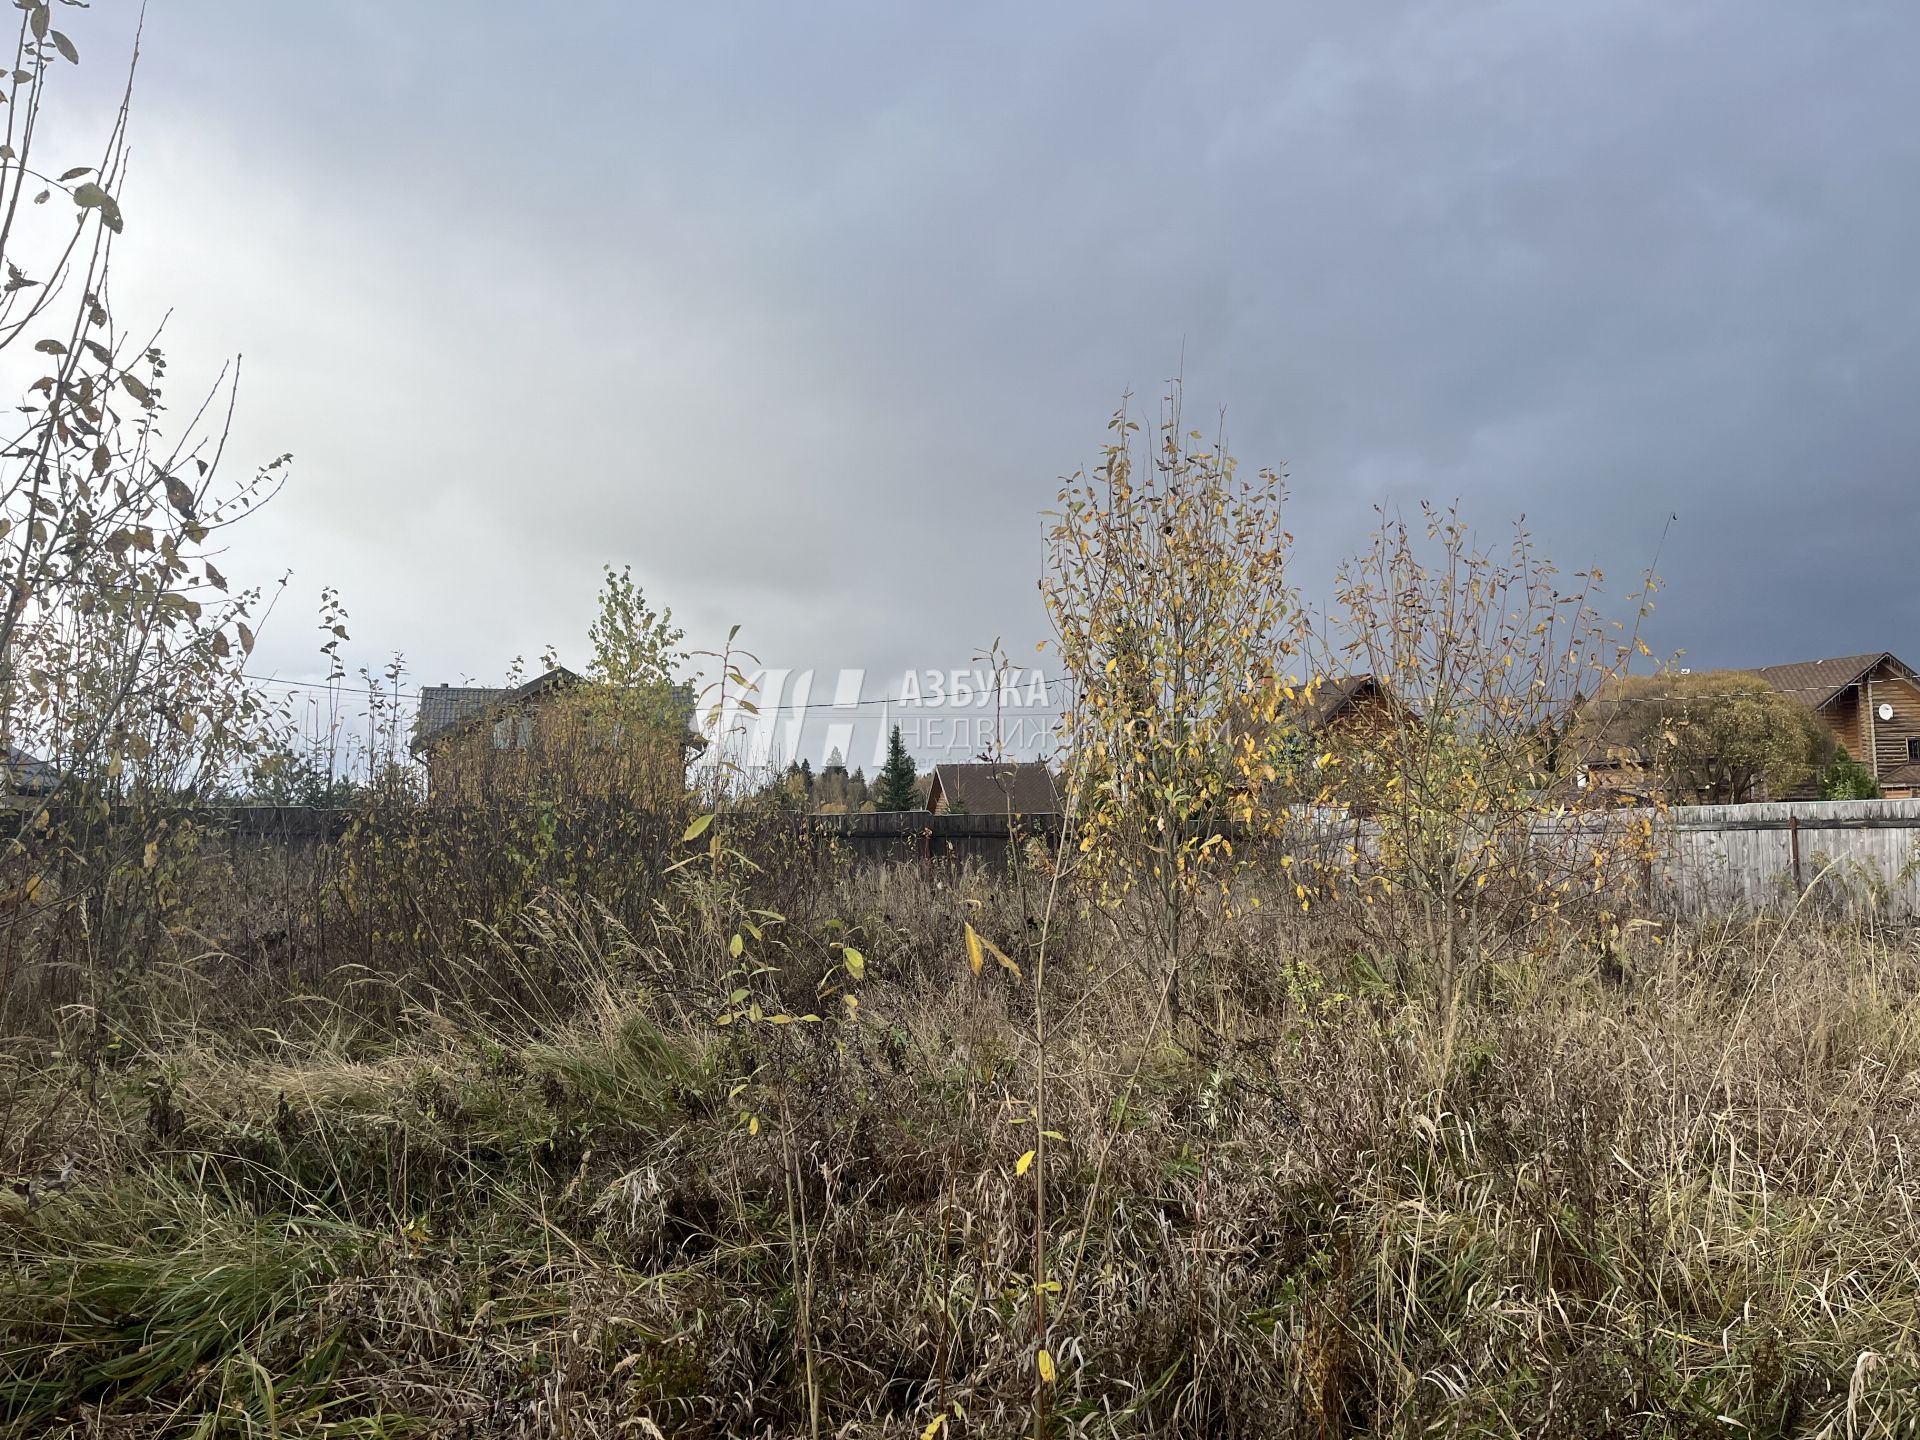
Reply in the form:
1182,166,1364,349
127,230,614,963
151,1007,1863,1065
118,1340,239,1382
5,746,57,794
411,667,581,754
411,667,705,756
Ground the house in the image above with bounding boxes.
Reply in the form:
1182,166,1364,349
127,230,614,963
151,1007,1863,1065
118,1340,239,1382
1169,668,1420,814
2,747,58,805
411,666,701,805
1754,652,1920,798
1297,673,1410,743
1234,669,1415,740
1289,673,1422,811
925,761,1058,816
1562,653,1920,803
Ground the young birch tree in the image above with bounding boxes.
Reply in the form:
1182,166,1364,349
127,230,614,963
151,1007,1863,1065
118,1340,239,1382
1319,503,1659,1015
0,6,280,821
1042,381,1312,1033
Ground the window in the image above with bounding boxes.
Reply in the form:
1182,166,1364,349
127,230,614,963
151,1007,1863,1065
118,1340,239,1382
492,718,513,750
1909,736,1920,764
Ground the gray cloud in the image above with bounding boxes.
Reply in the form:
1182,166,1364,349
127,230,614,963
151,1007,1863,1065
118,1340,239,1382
77,0,1920,757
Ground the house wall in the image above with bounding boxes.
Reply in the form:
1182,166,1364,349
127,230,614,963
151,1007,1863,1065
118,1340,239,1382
1823,687,1866,765
1866,662,1920,794
423,691,689,807
1322,690,1401,748
1582,758,1652,798
1292,690,1414,816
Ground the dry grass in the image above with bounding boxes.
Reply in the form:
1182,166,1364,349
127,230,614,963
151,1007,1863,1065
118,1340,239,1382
5,864,1920,1437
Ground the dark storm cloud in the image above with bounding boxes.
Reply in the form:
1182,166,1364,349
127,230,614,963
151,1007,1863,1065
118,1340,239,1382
97,0,1920,751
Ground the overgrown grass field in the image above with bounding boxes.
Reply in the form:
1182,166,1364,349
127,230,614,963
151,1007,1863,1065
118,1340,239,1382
6,855,1920,1438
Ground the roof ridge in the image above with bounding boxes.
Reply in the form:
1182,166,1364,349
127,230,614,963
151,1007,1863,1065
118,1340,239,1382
1758,656,1881,675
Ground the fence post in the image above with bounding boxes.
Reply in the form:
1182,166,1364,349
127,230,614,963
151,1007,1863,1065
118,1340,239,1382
1788,812,1803,894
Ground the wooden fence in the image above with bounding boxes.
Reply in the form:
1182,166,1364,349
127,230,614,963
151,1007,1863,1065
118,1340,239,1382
809,811,1059,865
813,801,1920,919
40,799,1920,918
1641,799,1920,918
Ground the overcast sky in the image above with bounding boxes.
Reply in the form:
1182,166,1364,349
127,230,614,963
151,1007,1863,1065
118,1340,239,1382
72,1,1920,763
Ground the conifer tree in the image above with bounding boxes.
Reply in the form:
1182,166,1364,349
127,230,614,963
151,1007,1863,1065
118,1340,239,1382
875,725,920,811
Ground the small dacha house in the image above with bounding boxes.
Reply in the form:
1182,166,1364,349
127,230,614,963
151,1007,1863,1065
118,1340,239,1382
2,747,58,806
924,761,1058,816
1226,669,1414,747
412,667,701,805
1296,673,1410,745
1218,670,1418,811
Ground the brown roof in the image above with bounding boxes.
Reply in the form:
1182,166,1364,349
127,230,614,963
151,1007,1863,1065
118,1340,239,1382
1297,673,1421,729
1880,762,1920,791
1301,674,1380,728
1753,653,1913,710
928,761,1058,815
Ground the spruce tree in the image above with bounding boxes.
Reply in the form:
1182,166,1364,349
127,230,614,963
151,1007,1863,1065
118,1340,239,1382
875,725,920,811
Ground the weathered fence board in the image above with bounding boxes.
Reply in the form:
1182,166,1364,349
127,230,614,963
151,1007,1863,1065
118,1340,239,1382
812,801,1920,918
1645,799,1920,917
48,798,1920,920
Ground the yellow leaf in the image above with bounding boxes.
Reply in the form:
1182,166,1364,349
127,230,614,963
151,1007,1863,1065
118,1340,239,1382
843,946,865,981
974,926,1022,979
729,933,744,958
920,1418,948,1440
1037,1348,1056,1383
1015,1148,1036,1177
682,812,715,843
142,840,158,870
964,921,985,977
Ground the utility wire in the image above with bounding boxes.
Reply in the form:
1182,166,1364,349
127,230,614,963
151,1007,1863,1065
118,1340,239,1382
238,670,1073,712
237,668,1810,716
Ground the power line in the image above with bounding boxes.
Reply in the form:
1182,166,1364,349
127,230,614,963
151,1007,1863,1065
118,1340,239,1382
238,668,1799,717
237,670,1072,713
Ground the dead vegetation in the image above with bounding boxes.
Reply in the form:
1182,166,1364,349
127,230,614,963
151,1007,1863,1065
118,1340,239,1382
0,16,1913,1433
6,862,1920,1438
